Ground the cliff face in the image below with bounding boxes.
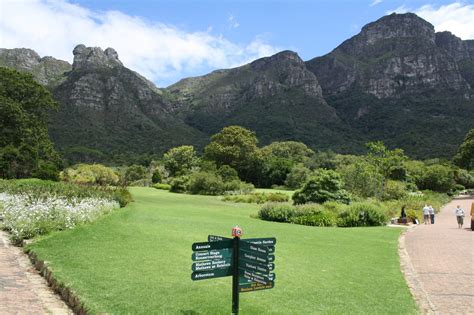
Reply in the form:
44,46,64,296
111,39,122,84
0,48,71,87
168,50,361,151
48,45,204,161
306,13,472,99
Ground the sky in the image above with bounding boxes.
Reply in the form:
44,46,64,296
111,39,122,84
1,0,473,87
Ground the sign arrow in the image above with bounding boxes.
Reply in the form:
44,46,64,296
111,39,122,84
192,240,232,251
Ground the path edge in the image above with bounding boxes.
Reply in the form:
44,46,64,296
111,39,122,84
398,227,437,315
26,249,89,315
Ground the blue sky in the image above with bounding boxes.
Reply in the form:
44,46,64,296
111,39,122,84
1,0,473,86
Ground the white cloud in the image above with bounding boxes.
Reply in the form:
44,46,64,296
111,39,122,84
0,0,281,86
228,14,240,29
389,2,474,39
370,0,383,7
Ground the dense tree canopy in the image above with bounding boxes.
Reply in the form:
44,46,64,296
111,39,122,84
0,67,61,179
454,129,473,170
163,145,199,177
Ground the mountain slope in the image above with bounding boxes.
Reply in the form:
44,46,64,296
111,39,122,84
168,51,363,152
305,13,474,158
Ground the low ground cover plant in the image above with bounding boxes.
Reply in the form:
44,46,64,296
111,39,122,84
222,192,289,204
0,179,130,243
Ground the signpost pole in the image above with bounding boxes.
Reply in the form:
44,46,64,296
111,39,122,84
232,236,239,315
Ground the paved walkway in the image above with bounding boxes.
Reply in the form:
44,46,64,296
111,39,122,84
404,197,474,314
0,231,71,314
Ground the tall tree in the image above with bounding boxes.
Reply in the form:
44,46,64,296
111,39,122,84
454,129,474,170
0,67,61,179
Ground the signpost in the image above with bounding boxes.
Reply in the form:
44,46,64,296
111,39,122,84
191,227,276,314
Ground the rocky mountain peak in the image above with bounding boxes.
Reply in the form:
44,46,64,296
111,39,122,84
358,13,435,45
72,44,123,70
250,50,303,71
0,48,41,70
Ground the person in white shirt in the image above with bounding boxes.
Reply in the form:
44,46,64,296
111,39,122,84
454,205,465,229
422,205,430,225
429,205,435,224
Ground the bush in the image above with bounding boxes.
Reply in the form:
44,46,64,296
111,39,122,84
452,184,465,192
61,164,119,186
169,176,189,193
153,183,171,190
419,164,455,193
113,188,133,207
222,192,288,204
406,209,422,223
338,202,388,227
187,172,225,195
285,164,311,189
382,180,407,201
222,180,254,194
129,179,152,187
121,164,147,185
322,201,348,214
152,170,162,184
217,165,239,182
258,203,296,222
289,211,337,227
293,169,350,205
32,160,60,181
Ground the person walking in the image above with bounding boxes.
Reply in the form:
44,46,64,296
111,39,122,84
423,204,430,225
429,205,435,224
454,205,465,229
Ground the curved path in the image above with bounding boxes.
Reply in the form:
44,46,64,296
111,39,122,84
404,197,474,314
0,231,71,314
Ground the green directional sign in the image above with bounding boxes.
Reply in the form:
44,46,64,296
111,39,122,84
192,259,232,272
239,281,274,293
192,249,232,261
192,240,232,251
239,260,272,274
191,268,232,281
208,235,231,242
240,250,275,264
242,237,276,247
240,269,276,284
240,242,269,255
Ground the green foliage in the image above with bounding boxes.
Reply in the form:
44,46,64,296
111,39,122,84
0,67,61,179
153,183,171,190
112,188,133,207
151,170,162,184
222,192,289,204
419,164,455,193
163,145,199,177
293,169,350,205
340,161,382,198
204,126,262,183
121,164,147,185
187,172,225,195
453,128,474,170
31,160,60,181
222,180,254,194
169,176,189,193
454,168,474,189
285,164,311,189
289,211,338,227
261,156,294,187
258,203,296,222
216,165,239,182
337,202,388,227
261,141,314,163
381,180,407,201
406,209,422,223
61,164,119,186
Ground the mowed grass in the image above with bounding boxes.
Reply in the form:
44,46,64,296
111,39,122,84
28,188,416,314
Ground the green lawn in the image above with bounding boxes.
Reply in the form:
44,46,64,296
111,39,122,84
28,188,416,314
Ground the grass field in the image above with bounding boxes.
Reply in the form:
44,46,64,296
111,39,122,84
27,188,417,314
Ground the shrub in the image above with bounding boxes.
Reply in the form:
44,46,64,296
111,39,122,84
121,164,147,185
338,202,388,227
406,209,422,223
419,164,455,193
293,169,350,205
169,176,189,193
452,184,465,192
289,211,337,227
217,165,239,182
222,192,288,204
61,164,119,186
32,160,60,181
382,180,407,201
322,201,348,215
222,180,254,194
258,203,295,222
187,172,225,195
152,170,162,184
129,179,152,187
113,188,133,207
153,183,171,190
285,164,311,189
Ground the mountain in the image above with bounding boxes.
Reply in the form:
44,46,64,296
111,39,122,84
1,45,204,163
305,13,474,158
1,13,472,162
168,50,362,152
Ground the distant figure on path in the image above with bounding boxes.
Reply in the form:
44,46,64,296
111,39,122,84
429,205,435,224
400,205,407,223
454,205,465,229
423,205,430,224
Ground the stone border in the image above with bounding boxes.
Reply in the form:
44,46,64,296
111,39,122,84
27,250,89,315
398,227,437,314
